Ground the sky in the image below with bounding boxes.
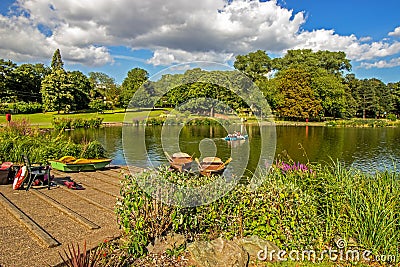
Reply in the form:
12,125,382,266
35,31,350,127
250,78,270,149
0,0,399,84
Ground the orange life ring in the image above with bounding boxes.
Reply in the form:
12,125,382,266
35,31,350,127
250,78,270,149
13,166,27,190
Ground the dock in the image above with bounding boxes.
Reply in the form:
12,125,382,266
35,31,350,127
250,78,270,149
0,166,143,267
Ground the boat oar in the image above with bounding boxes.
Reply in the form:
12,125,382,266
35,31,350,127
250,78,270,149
224,157,232,166
195,158,202,169
164,151,173,163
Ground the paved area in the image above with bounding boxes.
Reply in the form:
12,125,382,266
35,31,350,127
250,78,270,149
0,166,142,267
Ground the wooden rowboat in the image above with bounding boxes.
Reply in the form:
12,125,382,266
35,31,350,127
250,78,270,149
165,152,193,172
195,157,232,176
49,156,112,172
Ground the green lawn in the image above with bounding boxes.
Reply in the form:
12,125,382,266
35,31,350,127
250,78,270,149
0,109,169,127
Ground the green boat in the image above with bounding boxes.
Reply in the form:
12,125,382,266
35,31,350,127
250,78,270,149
49,156,112,172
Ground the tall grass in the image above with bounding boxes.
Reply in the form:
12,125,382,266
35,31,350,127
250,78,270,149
0,119,106,163
117,162,400,263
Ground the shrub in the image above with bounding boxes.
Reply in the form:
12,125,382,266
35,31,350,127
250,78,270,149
387,114,397,121
52,117,104,130
0,102,43,114
116,167,322,257
0,120,106,163
116,163,400,263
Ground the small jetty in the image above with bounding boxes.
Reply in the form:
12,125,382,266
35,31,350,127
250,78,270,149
0,165,143,267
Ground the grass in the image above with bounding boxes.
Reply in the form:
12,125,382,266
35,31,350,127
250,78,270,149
0,109,168,127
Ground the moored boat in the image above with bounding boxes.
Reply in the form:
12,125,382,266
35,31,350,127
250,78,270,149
195,157,232,176
49,156,112,172
165,152,193,172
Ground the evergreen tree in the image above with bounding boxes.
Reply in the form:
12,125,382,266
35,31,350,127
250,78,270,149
41,49,73,113
51,48,64,70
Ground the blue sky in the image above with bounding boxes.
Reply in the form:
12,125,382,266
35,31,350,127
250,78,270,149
0,0,399,84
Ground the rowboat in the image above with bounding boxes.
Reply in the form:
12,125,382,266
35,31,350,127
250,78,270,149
195,157,232,176
165,152,193,172
49,156,112,172
224,134,248,141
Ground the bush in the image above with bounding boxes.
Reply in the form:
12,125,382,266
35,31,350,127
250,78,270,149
0,102,43,114
52,117,104,130
116,167,322,257
116,163,400,263
0,120,106,163
387,114,397,121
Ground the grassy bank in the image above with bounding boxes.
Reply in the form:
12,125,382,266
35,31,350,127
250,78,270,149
0,120,106,164
0,109,168,128
107,163,399,265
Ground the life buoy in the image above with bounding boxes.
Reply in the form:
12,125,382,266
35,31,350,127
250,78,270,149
13,166,27,190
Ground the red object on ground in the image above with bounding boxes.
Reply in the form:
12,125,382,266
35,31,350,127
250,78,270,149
5,113,11,122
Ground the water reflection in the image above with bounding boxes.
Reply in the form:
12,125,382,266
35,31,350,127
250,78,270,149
65,125,400,173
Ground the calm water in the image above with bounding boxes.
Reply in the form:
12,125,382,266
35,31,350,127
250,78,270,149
65,125,400,173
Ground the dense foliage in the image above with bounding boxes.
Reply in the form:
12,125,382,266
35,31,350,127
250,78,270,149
0,119,106,164
52,117,104,130
1,48,399,121
116,164,400,263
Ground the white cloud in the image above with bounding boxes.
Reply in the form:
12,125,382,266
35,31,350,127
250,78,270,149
148,48,234,66
389,26,400,37
0,0,399,69
360,58,400,69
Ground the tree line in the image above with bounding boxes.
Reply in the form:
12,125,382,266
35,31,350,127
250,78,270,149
1,48,399,120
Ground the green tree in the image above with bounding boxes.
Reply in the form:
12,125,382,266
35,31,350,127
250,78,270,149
51,48,64,70
0,59,17,102
12,63,50,102
273,49,351,75
234,50,272,81
41,49,73,113
311,69,348,118
275,67,322,120
120,68,149,111
68,71,92,110
88,72,120,108
41,69,73,113
388,82,400,115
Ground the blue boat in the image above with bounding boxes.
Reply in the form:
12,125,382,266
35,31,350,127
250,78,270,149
224,134,248,141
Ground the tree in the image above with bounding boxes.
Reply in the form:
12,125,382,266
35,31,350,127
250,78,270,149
234,50,272,81
51,48,64,70
41,49,73,113
41,69,73,113
120,68,149,110
311,69,348,118
388,82,400,115
68,71,92,110
275,67,322,120
12,63,50,102
88,72,120,108
0,59,17,102
273,49,351,75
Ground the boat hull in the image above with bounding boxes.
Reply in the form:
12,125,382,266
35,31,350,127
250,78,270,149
49,159,112,172
224,135,248,141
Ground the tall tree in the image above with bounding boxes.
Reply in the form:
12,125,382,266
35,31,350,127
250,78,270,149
388,82,400,115
68,71,92,110
311,68,348,118
0,59,17,102
41,69,73,113
41,49,73,113
275,67,322,120
120,68,149,110
234,50,272,81
273,49,351,75
13,63,50,102
88,72,120,109
51,48,64,70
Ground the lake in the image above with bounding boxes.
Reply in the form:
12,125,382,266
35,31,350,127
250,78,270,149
66,125,400,174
